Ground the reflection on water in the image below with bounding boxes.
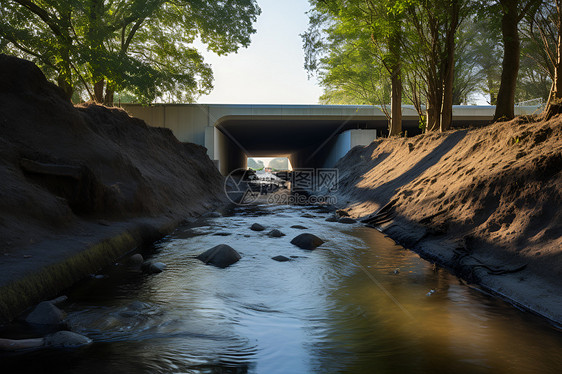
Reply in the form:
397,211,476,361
2,204,562,373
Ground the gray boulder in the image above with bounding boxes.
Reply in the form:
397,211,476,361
26,301,66,325
267,229,285,238
250,223,265,231
290,233,325,250
197,244,241,268
43,331,92,348
325,216,338,222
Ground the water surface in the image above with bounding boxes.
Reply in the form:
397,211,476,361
2,203,561,373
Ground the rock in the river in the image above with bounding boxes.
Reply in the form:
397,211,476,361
290,225,308,229
250,223,265,231
338,217,357,224
272,255,292,262
141,261,166,274
43,331,92,348
290,233,325,250
301,213,316,218
267,229,285,238
325,216,338,222
25,301,66,325
123,253,144,266
336,209,350,217
197,244,241,268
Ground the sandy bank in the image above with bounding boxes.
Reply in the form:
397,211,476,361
0,55,225,322
334,115,562,323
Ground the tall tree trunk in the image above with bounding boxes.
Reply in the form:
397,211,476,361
426,90,441,132
427,63,442,132
93,79,105,103
545,0,562,118
386,26,403,136
440,0,459,132
389,64,403,136
494,0,520,121
104,86,114,106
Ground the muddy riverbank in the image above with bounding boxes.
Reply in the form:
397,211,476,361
332,115,562,323
0,55,224,322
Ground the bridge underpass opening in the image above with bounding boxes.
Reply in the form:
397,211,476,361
247,157,292,171
213,118,383,175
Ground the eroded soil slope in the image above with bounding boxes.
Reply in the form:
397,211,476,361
0,54,223,252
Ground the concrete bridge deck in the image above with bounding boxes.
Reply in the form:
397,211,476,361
122,104,541,174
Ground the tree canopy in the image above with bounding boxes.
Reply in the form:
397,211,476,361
305,0,558,133
0,0,261,104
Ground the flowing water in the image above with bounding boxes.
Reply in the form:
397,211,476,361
2,203,562,373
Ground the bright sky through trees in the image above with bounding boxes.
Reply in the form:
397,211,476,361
196,0,323,104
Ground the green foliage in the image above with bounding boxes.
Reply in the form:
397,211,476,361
0,0,260,103
305,0,554,122
302,0,407,109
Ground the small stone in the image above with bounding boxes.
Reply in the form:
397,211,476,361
213,232,233,236
43,331,92,348
124,253,144,266
325,216,338,222
141,261,166,274
272,255,291,262
267,229,285,238
250,223,265,231
290,225,308,229
301,213,316,218
336,210,350,217
26,301,66,325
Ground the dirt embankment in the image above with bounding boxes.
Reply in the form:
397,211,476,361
335,115,562,323
0,54,225,322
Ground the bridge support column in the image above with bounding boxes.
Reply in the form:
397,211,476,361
213,127,247,175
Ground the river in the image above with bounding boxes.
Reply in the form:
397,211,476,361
2,202,562,373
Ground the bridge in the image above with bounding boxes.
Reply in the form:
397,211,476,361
121,104,540,175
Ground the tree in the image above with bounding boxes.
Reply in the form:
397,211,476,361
303,0,407,136
453,18,490,104
406,0,465,132
0,0,260,104
530,0,561,118
492,0,542,121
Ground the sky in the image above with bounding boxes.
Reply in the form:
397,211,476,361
195,0,323,105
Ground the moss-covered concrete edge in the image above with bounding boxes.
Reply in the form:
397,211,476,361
0,218,179,324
